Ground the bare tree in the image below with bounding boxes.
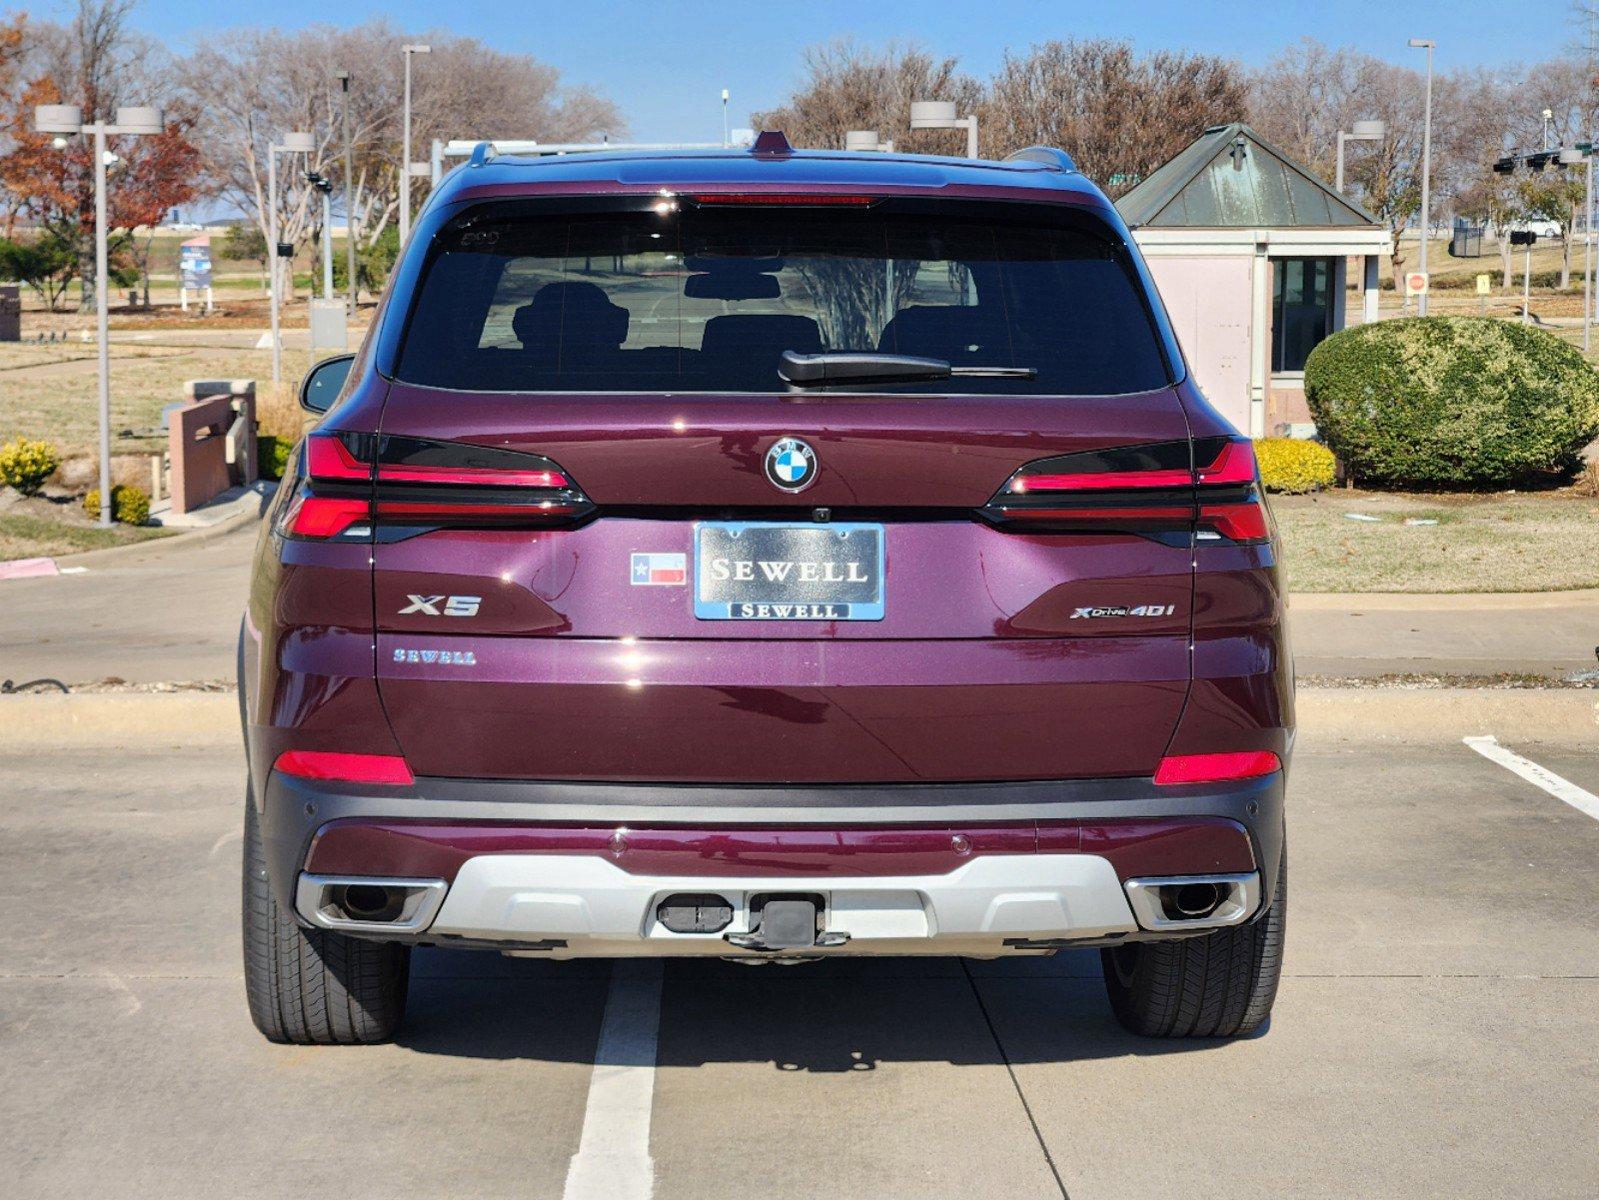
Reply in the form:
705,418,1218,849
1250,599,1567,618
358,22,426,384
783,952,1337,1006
182,21,625,296
984,39,1247,195
751,39,983,154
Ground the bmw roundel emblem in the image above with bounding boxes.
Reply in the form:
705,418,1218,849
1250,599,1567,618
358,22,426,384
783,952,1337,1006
764,437,817,493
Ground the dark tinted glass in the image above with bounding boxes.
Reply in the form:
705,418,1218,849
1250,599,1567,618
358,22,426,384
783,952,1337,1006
394,205,1173,395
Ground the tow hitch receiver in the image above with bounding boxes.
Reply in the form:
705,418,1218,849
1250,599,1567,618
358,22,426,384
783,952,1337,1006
723,895,850,952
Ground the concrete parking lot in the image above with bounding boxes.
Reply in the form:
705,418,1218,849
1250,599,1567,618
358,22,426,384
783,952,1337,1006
2,710,1596,1199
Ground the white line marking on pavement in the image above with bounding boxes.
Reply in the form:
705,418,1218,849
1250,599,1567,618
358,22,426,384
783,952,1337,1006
1464,735,1599,822
254,330,272,349
562,959,664,1200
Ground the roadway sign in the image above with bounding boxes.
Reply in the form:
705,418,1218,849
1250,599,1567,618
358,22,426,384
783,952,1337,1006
1476,274,1492,295
1405,271,1429,297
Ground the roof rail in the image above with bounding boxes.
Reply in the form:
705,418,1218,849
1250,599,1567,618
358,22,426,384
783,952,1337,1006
1002,145,1078,174
468,141,496,168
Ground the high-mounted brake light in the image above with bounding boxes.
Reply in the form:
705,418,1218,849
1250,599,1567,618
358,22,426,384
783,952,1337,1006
274,750,415,786
1154,751,1281,786
281,433,592,542
688,193,876,206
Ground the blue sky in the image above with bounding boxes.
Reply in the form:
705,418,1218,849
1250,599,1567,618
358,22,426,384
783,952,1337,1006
27,0,1581,142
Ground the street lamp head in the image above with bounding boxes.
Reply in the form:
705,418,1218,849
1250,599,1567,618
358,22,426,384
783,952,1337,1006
909,100,958,128
113,106,163,135
34,104,83,134
281,130,315,153
1407,38,1435,49
335,69,350,90
403,44,431,54
1351,119,1386,140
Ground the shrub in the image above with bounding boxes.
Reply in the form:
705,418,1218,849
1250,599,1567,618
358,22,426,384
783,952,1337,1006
0,438,62,495
82,484,151,525
1304,316,1599,488
1255,437,1336,493
257,435,292,481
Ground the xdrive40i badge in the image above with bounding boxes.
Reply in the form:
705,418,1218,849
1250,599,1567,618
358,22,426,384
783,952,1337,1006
1069,604,1178,619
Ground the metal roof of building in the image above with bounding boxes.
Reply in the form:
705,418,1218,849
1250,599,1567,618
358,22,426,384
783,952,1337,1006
1115,123,1378,230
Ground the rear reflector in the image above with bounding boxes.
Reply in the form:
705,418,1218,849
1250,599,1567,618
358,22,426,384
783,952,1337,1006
1154,751,1281,786
274,751,415,786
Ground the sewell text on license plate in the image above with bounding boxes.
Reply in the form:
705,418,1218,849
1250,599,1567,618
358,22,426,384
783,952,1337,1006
694,522,884,620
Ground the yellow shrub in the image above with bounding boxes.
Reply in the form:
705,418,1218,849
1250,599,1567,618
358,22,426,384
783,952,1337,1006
0,438,62,495
1255,438,1336,494
83,484,151,525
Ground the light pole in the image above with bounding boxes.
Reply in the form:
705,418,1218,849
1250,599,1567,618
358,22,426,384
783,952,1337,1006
721,88,730,148
400,44,430,248
1560,145,1595,351
336,69,355,314
1409,38,1435,316
1335,119,1386,194
267,132,315,385
910,100,977,159
305,171,335,298
34,102,163,528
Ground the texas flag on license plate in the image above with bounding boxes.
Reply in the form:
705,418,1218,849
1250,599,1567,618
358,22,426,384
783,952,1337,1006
630,552,686,586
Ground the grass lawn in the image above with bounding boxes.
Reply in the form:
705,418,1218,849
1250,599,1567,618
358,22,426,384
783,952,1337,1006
0,342,285,458
1272,489,1599,593
0,512,174,560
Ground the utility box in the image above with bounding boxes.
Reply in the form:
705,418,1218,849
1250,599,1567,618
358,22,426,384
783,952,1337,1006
308,298,348,355
0,283,20,341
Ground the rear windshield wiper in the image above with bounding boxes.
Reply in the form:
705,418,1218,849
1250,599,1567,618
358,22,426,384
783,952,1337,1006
778,350,1036,388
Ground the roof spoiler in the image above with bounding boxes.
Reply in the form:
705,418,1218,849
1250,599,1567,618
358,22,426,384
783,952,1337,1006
1003,145,1078,174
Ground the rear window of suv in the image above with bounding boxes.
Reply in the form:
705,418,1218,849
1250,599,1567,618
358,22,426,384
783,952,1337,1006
392,201,1174,396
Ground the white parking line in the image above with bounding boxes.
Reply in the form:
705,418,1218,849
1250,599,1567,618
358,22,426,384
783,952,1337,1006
562,958,664,1200
1463,735,1599,822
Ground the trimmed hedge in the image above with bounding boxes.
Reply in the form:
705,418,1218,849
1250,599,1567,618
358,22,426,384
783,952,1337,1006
1255,437,1336,493
1304,316,1599,488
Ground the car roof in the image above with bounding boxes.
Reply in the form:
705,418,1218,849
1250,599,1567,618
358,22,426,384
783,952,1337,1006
434,143,1111,209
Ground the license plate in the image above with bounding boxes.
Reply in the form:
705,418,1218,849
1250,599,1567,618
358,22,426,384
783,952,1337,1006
694,522,884,620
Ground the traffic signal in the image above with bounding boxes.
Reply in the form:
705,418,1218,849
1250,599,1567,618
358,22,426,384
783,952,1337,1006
1493,157,1516,174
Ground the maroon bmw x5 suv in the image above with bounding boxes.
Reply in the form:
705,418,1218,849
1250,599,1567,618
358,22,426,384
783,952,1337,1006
240,133,1290,1045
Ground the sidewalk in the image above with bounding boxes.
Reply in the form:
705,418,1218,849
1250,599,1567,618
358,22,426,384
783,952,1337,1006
1291,590,1599,682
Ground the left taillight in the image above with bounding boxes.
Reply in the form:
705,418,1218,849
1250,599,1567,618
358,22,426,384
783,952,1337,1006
277,432,592,542
982,436,1271,544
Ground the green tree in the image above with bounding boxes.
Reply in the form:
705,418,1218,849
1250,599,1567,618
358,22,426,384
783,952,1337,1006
0,230,77,309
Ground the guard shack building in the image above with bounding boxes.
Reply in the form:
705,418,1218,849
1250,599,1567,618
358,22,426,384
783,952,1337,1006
1116,123,1392,438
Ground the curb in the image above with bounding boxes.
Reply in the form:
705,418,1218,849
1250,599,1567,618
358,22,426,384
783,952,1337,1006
54,506,261,567
1291,590,1599,612
1,688,1592,752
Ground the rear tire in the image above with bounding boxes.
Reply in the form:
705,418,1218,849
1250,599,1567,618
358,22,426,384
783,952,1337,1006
242,787,409,1044
1100,847,1285,1038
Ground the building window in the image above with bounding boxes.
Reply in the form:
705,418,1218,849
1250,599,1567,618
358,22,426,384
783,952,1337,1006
1271,257,1336,373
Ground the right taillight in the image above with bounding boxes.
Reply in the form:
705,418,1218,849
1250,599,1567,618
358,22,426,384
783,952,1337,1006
278,432,593,542
982,435,1270,544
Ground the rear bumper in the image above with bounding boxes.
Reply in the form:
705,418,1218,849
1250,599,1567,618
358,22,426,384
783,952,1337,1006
258,770,1285,956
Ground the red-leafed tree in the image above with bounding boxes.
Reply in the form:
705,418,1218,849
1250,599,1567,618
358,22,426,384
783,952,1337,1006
0,1,202,309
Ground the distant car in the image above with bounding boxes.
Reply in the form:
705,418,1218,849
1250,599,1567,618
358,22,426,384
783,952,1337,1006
239,133,1291,1045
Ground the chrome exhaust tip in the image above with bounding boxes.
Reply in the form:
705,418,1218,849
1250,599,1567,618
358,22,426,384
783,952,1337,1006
296,874,447,932
1123,872,1260,932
